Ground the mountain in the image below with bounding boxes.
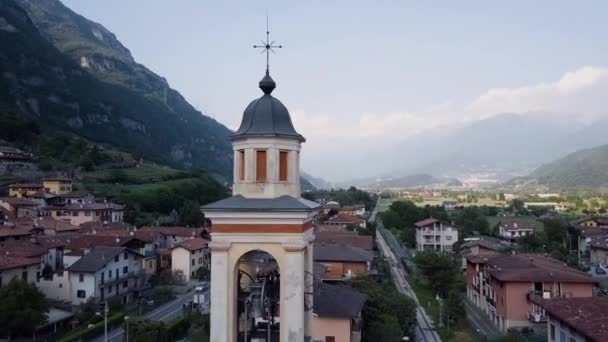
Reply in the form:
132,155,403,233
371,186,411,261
301,172,333,190
515,144,608,191
1,0,233,179
356,112,608,182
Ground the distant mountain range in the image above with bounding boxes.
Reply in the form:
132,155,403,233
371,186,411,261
353,112,608,183
0,0,233,179
504,144,608,192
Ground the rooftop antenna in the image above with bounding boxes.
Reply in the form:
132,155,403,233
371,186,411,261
253,11,282,74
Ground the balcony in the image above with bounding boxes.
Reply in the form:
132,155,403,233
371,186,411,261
527,290,551,302
98,270,144,287
528,311,547,323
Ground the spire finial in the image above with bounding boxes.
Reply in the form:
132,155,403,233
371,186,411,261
253,12,282,94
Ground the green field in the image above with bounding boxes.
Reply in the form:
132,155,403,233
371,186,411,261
416,197,507,208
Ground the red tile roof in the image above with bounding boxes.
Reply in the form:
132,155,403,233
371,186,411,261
531,297,608,342
8,183,44,189
0,255,39,271
315,233,373,250
0,226,33,238
484,254,595,283
0,240,49,258
326,214,365,225
498,217,536,231
38,217,81,232
0,197,39,206
172,238,209,251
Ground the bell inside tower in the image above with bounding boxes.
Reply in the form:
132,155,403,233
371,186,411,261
237,250,281,342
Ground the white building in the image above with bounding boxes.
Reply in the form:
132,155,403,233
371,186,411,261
67,246,144,305
497,217,535,242
415,218,459,252
171,238,210,282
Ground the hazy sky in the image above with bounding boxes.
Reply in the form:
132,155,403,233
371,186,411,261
62,0,608,181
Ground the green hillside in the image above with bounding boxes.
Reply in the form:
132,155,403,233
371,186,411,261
528,144,608,191
0,0,233,179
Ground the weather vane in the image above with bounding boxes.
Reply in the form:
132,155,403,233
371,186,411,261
253,14,282,73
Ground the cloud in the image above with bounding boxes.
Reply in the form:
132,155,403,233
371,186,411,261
295,66,608,180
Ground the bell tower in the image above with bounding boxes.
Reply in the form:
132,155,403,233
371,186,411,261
203,26,319,342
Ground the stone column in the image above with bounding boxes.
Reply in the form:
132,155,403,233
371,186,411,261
209,241,231,342
281,243,306,342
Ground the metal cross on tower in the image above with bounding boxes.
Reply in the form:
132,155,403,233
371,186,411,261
253,15,282,73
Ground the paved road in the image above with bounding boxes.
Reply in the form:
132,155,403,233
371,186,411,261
463,297,501,339
376,228,442,342
91,288,204,342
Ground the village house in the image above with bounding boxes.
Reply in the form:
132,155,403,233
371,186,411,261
43,202,121,226
465,253,596,332
42,177,73,195
8,183,44,198
139,226,208,249
325,214,366,229
0,255,40,287
67,246,144,305
571,216,608,229
314,243,373,281
36,217,81,235
460,238,501,269
320,201,341,215
0,196,39,218
415,218,459,252
530,296,608,342
443,200,458,211
497,217,535,242
170,238,210,282
311,282,367,342
588,235,608,266
338,204,366,217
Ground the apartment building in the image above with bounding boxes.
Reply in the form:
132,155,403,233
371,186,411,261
465,253,596,332
415,218,459,252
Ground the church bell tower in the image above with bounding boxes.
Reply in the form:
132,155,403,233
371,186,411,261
202,27,319,342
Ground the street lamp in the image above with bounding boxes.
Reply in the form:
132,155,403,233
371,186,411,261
95,301,109,342
124,316,130,342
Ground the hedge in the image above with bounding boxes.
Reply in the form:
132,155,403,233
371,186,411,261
58,311,125,342
166,316,190,340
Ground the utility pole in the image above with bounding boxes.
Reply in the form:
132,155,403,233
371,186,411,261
104,300,108,342
436,294,443,328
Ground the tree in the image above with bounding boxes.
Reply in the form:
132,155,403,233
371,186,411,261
125,319,168,342
366,315,403,342
178,200,205,226
0,278,49,339
348,276,416,341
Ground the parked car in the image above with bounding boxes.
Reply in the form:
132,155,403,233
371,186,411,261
595,265,607,275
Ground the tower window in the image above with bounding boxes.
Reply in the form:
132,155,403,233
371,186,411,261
256,150,267,182
238,150,245,180
279,151,288,181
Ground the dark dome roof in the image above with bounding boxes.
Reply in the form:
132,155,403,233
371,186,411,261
231,73,305,142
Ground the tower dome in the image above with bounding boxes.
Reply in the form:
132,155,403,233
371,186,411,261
231,72,305,142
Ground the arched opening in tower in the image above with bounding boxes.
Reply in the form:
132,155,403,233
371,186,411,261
236,250,280,342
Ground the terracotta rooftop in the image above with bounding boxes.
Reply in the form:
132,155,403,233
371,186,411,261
42,176,72,182
8,183,43,188
531,297,608,342
0,255,39,271
172,238,209,251
498,217,536,231
414,218,441,227
0,225,33,238
0,197,39,206
484,254,596,283
325,214,365,225
38,217,80,232
0,240,50,258
315,232,374,250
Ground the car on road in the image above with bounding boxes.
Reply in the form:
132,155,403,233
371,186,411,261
195,281,209,292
